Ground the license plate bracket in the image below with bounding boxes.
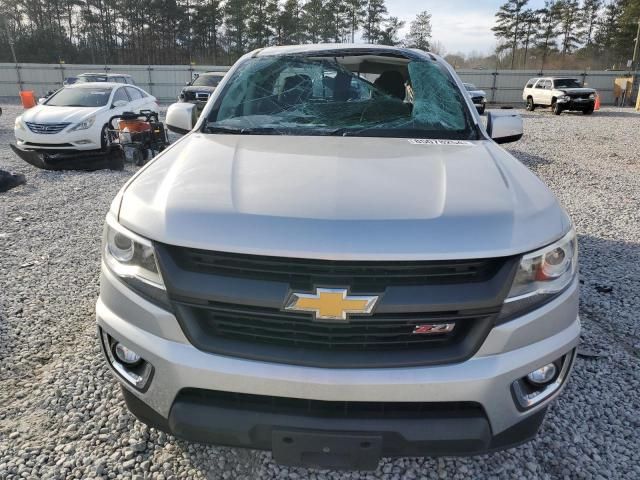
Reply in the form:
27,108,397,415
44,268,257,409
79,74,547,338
272,429,383,470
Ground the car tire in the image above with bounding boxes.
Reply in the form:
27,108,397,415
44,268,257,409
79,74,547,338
100,125,111,151
583,107,594,115
526,97,535,111
552,102,562,115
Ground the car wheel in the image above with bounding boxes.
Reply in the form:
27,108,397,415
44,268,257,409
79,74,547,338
526,97,535,111
583,107,594,115
552,102,562,115
100,125,111,150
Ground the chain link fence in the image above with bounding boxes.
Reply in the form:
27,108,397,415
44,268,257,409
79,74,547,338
1,62,638,105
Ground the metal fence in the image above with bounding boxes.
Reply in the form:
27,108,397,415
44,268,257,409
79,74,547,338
0,62,638,105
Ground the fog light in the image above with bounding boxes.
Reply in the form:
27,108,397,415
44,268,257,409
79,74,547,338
114,343,142,365
526,363,557,386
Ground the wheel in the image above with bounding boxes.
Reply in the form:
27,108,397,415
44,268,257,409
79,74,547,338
526,97,535,111
583,107,594,115
100,125,111,150
552,101,562,115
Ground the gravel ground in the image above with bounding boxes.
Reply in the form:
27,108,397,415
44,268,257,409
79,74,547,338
0,104,639,480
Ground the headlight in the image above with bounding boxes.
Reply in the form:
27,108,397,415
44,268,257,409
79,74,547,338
499,229,577,320
14,116,24,130
559,95,570,101
589,93,596,100
103,215,170,308
69,115,95,132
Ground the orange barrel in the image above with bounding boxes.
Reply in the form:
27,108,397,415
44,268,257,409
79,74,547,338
19,90,37,109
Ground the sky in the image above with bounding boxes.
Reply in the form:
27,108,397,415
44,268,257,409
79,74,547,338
388,0,548,55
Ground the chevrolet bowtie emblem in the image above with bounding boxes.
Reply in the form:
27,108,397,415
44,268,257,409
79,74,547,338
285,288,379,321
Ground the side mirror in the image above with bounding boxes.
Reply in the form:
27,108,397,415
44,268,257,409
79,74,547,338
166,102,197,135
38,98,46,104
112,99,128,108
486,111,523,144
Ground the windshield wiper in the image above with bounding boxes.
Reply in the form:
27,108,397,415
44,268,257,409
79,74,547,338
204,125,282,135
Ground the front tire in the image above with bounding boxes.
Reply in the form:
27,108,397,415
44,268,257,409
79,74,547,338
583,107,594,115
100,125,111,151
552,101,562,115
526,97,535,111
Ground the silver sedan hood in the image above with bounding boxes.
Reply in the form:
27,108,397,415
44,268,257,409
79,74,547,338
118,134,568,260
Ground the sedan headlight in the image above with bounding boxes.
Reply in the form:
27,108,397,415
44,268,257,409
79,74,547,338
499,229,577,320
14,116,25,130
589,93,596,100
69,115,96,132
103,215,170,308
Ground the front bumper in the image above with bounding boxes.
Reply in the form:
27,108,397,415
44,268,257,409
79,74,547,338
556,98,595,110
14,126,101,151
97,264,580,466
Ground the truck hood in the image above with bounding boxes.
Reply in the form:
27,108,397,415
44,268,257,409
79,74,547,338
21,105,104,124
118,134,569,260
557,87,596,95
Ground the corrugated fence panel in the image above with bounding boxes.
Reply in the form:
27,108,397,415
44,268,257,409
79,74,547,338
0,63,636,105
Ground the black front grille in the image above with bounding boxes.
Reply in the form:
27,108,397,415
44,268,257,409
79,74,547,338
166,246,503,291
175,300,481,351
178,388,485,419
155,244,516,368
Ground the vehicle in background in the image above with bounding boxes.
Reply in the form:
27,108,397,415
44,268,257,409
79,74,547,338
463,83,487,114
14,82,158,151
98,44,579,470
63,77,78,86
77,73,136,85
523,77,596,115
178,71,226,110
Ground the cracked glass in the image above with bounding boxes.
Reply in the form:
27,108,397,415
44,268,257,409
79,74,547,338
205,54,477,139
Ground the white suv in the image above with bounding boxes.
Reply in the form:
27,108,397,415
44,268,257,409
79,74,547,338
523,77,596,115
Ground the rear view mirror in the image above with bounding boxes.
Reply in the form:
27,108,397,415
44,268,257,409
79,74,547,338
166,102,197,135
486,111,523,144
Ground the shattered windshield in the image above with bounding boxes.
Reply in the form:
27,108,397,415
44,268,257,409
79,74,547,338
554,79,582,88
205,55,477,139
45,87,112,107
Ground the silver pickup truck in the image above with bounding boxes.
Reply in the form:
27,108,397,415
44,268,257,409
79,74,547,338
97,44,579,470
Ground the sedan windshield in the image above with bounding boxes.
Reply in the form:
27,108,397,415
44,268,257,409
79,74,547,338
554,79,582,88
192,75,222,87
206,56,477,139
45,87,112,107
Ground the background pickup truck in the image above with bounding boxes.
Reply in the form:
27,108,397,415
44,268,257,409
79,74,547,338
523,77,596,115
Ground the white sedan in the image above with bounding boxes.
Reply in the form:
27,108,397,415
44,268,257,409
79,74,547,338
14,82,159,151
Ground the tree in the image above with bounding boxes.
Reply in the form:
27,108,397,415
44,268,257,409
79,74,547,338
363,0,387,43
492,0,529,69
224,0,250,59
535,1,561,69
557,0,583,59
247,0,279,48
277,0,302,45
581,0,602,47
379,16,404,46
519,9,539,67
343,0,366,43
405,10,432,51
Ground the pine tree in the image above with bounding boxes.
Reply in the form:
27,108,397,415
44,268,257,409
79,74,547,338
492,0,530,69
379,16,404,46
247,0,279,48
557,0,583,58
363,0,387,43
581,0,602,47
405,10,432,51
301,0,324,43
535,1,561,69
519,9,539,68
343,0,366,43
224,0,250,59
277,0,302,45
